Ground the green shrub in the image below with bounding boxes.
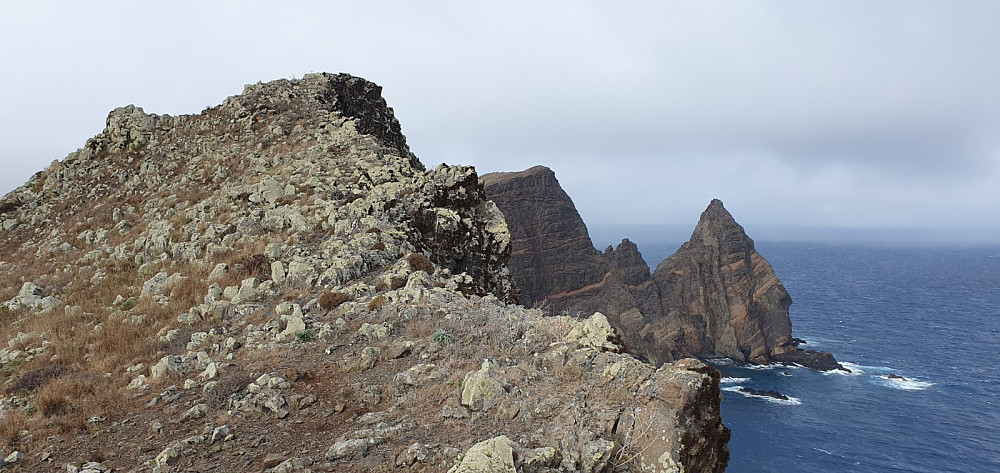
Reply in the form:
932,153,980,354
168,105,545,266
295,329,313,343
432,330,454,344
119,297,139,311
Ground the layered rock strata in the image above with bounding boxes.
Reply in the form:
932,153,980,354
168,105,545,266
483,166,841,371
0,74,727,471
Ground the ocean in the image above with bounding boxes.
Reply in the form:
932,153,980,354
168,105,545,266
594,232,1000,472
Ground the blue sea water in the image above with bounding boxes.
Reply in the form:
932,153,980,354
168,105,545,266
632,240,1000,472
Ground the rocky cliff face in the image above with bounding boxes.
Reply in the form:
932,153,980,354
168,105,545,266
0,74,727,472
479,166,607,307
651,199,794,363
484,168,841,371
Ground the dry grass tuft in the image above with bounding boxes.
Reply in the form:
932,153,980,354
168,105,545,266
407,253,435,275
318,292,349,310
0,409,28,447
206,370,255,409
34,371,111,421
233,253,270,279
5,365,70,395
367,295,387,312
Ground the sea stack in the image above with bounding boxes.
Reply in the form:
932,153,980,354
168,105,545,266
651,199,797,364
483,167,843,371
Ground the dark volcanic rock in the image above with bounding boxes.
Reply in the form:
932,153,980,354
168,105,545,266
484,167,843,371
482,166,663,362
738,387,789,401
772,348,847,372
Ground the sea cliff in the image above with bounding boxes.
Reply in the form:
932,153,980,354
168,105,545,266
483,166,842,371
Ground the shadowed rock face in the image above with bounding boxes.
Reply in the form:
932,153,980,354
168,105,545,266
484,167,841,371
480,166,607,307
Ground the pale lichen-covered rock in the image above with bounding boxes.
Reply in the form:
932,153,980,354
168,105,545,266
563,312,620,352
460,359,506,411
2,282,60,313
276,304,306,341
150,355,182,378
448,435,516,473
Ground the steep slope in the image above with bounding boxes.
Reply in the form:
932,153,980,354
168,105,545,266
483,167,842,371
0,74,728,472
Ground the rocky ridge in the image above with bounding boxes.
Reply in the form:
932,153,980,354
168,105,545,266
0,74,728,471
483,166,841,371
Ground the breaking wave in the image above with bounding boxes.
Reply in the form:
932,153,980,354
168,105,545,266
722,385,802,405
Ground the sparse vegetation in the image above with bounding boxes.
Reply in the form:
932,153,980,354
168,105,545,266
407,252,435,274
5,365,70,395
233,253,270,279
367,294,387,311
432,330,454,344
295,329,313,342
119,296,138,311
318,291,349,309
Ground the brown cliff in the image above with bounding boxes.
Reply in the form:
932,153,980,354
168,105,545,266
651,199,795,363
483,168,842,371
481,167,664,363
479,166,607,307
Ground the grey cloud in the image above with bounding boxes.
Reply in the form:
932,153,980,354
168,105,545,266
1,1,999,236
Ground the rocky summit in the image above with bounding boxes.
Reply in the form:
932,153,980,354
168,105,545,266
0,74,728,472
483,166,842,371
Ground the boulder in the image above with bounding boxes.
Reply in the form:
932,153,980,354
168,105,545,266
448,435,516,473
460,359,506,411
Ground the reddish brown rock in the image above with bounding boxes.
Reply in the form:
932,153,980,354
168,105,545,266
484,168,841,370
480,166,607,307
651,199,796,364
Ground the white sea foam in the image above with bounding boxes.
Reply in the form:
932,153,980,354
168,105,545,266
720,377,749,384
875,375,935,391
721,385,802,405
824,361,866,376
832,362,934,390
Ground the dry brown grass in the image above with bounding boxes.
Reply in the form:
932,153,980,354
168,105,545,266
32,371,123,435
318,292,349,310
406,253,435,275
367,295,387,311
0,409,28,447
206,370,255,409
5,365,70,395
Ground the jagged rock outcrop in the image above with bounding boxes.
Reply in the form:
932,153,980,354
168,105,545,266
0,74,727,471
651,199,796,364
484,167,841,371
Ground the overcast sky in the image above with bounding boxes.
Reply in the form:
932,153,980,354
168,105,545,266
2,1,998,240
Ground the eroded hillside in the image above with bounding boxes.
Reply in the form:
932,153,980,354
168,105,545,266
0,74,727,472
